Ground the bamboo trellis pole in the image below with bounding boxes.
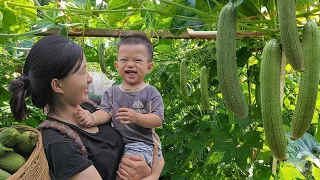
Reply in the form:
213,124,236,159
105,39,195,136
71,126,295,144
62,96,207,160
36,28,265,39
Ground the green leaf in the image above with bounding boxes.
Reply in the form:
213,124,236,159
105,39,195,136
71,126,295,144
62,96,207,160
187,136,206,151
71,0,87,5
253,162,272,179
236,116,254,128
243,130,263,148
206,151,224,165
0,7,17,33
59,27,68,37
234,145,250,170
108,0,129,9
296,0,319,9
235,0,266,19
236,47,252,67
155,44,171,52
313,164,320,180
279,162,306,180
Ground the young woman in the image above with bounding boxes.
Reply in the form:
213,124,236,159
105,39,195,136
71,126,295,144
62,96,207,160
9,35,164,180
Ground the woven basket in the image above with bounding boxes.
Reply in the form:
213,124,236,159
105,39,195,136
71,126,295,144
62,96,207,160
0,125,50,180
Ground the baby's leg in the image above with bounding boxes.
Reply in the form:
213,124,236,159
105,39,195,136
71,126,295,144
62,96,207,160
125,142,157,166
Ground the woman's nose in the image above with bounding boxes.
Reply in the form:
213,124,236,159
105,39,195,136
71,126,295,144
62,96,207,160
87,73,93,83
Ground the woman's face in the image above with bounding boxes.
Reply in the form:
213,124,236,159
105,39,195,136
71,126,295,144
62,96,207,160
58,55,92,106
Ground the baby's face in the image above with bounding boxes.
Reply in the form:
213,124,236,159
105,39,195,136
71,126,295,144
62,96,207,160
115,44,153,89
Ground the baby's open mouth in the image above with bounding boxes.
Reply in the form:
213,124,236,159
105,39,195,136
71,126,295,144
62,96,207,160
125,70,137,74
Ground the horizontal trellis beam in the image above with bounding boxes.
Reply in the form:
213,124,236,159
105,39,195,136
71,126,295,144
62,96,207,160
36,28,265,39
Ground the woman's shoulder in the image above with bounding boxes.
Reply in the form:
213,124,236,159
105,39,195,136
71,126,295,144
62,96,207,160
41,128,75,146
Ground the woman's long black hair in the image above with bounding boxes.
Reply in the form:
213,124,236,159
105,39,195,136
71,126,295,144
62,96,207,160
9,35,84,121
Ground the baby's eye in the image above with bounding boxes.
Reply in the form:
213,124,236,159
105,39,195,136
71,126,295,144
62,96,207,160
135,59,142,62
119,59,127,62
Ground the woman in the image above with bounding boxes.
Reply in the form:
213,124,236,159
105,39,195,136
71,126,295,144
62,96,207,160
8,35,164,180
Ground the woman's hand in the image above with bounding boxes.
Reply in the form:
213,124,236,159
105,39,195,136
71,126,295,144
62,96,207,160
117,155,151,180
117,146,164,180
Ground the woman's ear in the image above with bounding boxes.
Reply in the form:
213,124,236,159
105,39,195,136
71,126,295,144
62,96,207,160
51,78,64,93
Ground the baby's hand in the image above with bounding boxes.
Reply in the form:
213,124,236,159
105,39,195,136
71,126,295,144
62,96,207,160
76,108,95,127
116,108,138,124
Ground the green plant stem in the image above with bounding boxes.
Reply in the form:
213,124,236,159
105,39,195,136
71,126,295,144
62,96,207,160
238,20,270,24
238,23,270,33
34,0,53,21
307,0,310,16
172,15,212,23
206,0,214,15
247,63,251,106
270,0,277,29
297,4,320,17
4,2,90,14
158,0,213,18
5,2,215,23
212,0,222,8
86,0,93,16
0,23,57,37
5,1,275,26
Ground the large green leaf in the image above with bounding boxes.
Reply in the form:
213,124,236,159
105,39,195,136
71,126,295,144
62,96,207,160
235,0,266,20
0,7,17,33
237,47,252,67
243,130,263,148
279,162,305,179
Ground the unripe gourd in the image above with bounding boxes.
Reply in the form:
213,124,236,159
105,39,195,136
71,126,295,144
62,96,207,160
0,152,26,173
200,66,210,110
0,143,13,157
291,20,320,140
15,130,38,155
180,59,188,97
0,127,20,148
278,0,304,71
216,3,248,119
260,39,287,160
98,42,107,74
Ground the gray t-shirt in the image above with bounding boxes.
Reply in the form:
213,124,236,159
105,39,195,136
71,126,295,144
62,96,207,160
98,84,164,147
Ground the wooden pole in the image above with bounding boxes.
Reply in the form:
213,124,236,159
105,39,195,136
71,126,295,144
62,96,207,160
36,28,265,39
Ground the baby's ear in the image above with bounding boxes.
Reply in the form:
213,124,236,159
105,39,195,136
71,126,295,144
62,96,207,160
147,62,154,71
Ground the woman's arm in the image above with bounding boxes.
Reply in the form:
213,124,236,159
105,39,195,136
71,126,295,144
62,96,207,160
117,146,164,180
141,146,165,180
69,165,102,180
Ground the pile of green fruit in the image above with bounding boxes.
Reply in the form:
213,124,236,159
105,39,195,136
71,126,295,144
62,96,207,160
0,127,37,180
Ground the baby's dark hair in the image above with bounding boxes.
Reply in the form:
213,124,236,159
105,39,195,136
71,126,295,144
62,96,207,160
117,34,153,61
9,35,83,121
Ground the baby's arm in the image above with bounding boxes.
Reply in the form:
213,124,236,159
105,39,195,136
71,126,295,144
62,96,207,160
76,109,112,127
116,108,162,128
135,112,163,128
